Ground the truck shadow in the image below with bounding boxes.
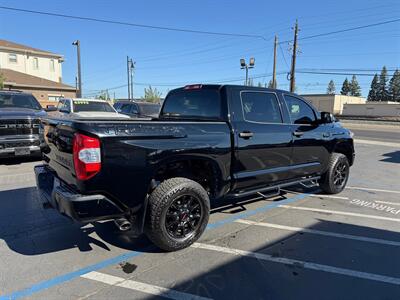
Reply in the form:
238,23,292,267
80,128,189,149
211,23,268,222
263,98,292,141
0,156,42,165
0,186,159,255
0,184,338,257
381,150,400,164
153,219,400,300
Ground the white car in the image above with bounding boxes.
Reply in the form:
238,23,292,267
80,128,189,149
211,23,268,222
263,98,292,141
51,98,130,119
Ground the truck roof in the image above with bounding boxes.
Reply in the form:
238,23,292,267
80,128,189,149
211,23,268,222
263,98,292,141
169,84,295,95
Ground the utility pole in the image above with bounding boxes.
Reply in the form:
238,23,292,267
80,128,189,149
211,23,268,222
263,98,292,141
272,35,277,89
130,60,135,99
72,40,82,97
290,20,299,93
127,56,131,100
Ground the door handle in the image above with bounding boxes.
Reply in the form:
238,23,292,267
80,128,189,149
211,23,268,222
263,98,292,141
239,131,254,139
322,132,330,138
292,131,304,137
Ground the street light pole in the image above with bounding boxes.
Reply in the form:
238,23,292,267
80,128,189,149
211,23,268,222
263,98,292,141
72,40,82,98
245,67,249,86
240,58,255,86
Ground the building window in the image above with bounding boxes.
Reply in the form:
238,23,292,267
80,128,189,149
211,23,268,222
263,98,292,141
33,57,39,70
48,94,63,102
8,53,17,63
49,59,55,72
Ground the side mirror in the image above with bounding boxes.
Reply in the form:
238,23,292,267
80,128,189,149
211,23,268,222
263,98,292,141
59,108,70,113
320,111,335,124
45,105,57,112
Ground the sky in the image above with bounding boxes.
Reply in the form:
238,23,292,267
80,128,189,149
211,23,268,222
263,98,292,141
0,0,399,99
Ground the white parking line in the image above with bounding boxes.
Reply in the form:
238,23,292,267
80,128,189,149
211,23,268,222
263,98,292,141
279,205,400,222
235,219,400,247
192,243,400,285
346,186,400,195
81,271,211,300
284,191,349,200
375,200,400,206
354,139,400,147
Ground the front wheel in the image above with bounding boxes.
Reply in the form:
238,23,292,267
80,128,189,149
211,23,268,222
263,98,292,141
145,177,210,251
319,153,350,194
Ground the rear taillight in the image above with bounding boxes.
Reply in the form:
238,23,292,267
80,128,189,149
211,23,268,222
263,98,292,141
73,133,101,180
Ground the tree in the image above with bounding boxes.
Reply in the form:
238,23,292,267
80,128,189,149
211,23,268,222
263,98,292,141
388,69,400,102
142,86,162,103
349,75,361,97
247,78,254,87
377,66,389,101
326,80,335,94
267,79,277,89
367,74,379,101
96,90,110,100
0,72,4,89
340,78,351,95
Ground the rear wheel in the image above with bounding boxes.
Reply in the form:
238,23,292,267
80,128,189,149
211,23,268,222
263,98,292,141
319,153,350,194
145,177,210,251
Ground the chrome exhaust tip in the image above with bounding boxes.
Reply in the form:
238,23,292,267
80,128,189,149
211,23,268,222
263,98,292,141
114,218,132,231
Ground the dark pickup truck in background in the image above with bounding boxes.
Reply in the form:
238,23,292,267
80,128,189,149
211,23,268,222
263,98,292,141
35,84,355,251
0,90,45,158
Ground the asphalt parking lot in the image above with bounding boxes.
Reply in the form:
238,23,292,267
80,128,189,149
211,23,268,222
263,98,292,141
0,124,399,300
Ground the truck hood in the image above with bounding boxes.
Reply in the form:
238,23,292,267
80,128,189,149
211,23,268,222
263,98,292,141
72,112,131,118
0,107,46,119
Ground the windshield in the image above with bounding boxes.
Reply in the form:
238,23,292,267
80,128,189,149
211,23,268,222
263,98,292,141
0,94,42,110
139,103,161,116
73,101,115,113
161,89,221,119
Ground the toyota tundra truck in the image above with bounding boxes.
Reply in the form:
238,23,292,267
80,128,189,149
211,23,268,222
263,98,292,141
35,84,355,251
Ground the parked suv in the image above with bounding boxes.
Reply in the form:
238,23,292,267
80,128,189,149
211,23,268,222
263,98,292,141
0,90,45,158
114,101,161,118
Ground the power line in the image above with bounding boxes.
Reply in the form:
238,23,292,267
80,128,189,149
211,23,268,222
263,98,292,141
0,6,267,40
278,43,290,69
299,68,398,72
297,71,381,76
279,18,400,44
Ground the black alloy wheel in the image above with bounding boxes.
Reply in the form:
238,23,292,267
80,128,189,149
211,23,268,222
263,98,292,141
333,161,348,188
165,195,202,239
145,177,210,251
319,153,350,194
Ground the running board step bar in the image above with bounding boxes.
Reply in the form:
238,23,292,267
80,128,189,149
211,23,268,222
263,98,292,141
231,176,321,198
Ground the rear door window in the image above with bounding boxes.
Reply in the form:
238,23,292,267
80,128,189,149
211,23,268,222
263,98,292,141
240,92,283,123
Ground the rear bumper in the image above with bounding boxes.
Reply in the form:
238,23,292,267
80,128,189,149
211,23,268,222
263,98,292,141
34,164,125,223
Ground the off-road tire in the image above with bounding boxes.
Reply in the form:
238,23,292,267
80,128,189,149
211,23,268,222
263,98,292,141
145,177,210,251
319,153,350,194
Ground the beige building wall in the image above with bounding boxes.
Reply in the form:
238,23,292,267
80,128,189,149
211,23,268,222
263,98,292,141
0,50,62,83
302,94,366,114
342,102,400,117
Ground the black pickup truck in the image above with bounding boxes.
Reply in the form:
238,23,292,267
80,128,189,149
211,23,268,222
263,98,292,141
0,90,46,158
35,84,354,251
